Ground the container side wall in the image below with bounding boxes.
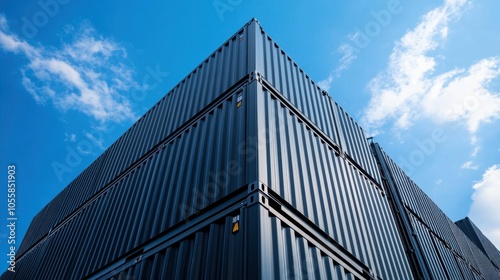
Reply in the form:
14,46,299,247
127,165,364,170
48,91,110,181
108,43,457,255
255,205,368,280
374,143,500,279
456,218,500,270
16,22,252,255
254,23,381,183
255,26,338,144
252,86,412,279
334,104,381,183
8,89,248,278
101,215,245,280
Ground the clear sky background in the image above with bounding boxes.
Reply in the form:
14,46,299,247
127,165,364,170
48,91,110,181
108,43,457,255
1,0,499,267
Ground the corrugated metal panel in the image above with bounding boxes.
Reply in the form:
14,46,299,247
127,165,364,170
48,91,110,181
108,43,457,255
457,218,485,252
15,21,255,257
430,231,464,280
467,237,500,280
373,142,500,279
250,203,368,280
14,186,378,279
456,256,480,280
334,103,381,184
17,151,108,256
18,18,385,261
93,18,250,184
248,83,412,279
374,143,465,254
253,22,381,183
10,79,409,279
456,217,500,270
451,218,480,272
9,88,248,278
408,213,449,279
96,18,249,176
254,25,339,145
103,206,347,280
88,187,374,280
101,216,245,280
8,18,500,279
15,200,49,256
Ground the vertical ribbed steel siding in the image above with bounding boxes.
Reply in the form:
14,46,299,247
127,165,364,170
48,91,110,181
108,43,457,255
375,143,500,279
100,217,245,280
255,28,338,145
334,104,381,183
88,22,249,198
258,212,362,280
254,23,381,184
3,241,47,280
16,152,107,256
11,18,500,280
408,213,448,279
456,256,480,280
251,87,412,279
16,22,253,257
451,218,480,272
15,201,48,256
467,237,500,280
377,146,465,254
380,146,472,256
93,199,367,280
19,18,379,264
456,218,500,270
9,186,381,280
431,231,464,280
10,91,247,279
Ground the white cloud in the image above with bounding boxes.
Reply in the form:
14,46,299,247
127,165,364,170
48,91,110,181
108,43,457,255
0,14,7,30
84,131,105,150
469,135,481,157
0,15,140,123
318,43,357,92
471,146,480,157
461,161,479,170
362,0,500,136
468,165,500,249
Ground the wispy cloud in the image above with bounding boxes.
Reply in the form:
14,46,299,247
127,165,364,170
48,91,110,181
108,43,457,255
470,147,480,157
468,164,500,249
318,43,357,91
362,0,500,136
0,15,140,123
461,160,479,170
84,131,105,150
470,135,481,157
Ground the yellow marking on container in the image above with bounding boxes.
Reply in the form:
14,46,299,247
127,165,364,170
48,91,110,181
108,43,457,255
232,214,240,233
232,222,239,233
236,94,243,108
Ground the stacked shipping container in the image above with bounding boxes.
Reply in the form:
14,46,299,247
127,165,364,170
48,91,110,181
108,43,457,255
371,142,500,279
456,217,500,271
2,19,499,279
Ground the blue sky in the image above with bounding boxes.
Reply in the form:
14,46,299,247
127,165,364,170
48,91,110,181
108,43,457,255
1,0,499,266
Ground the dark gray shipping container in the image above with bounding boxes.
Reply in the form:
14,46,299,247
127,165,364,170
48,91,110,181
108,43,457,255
6,82,410,279
84,184,381,280
456,217,500,270
16,21,253,256
248,79,411,279
4,18,499,279
16,18,383,258
371,142,500,279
